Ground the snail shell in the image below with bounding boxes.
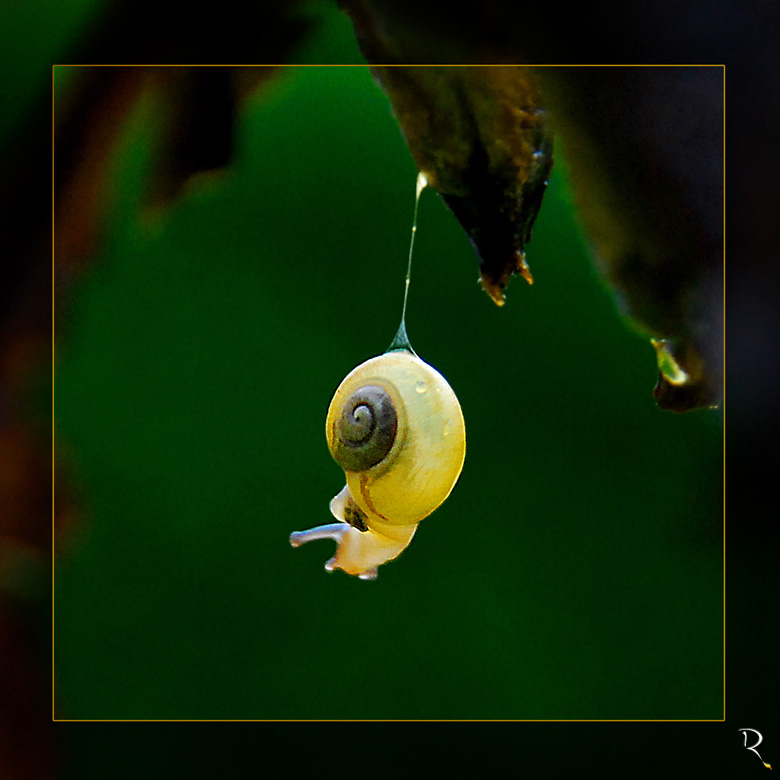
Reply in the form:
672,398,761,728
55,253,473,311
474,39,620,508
290,351,465,580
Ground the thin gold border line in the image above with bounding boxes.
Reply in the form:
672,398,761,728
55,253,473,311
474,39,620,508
52,64,57,723
51,63,727,724
722,64,727,722
53,63,728,69
52,718,727,723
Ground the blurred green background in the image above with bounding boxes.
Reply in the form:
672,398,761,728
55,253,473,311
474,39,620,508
53,11,722,720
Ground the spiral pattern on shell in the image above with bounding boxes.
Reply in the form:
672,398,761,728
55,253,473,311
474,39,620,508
330,385,398,472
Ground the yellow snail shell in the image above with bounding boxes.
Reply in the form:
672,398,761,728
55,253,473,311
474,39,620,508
290,351,465,580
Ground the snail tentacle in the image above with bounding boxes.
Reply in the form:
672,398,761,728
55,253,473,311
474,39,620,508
289,523,347,548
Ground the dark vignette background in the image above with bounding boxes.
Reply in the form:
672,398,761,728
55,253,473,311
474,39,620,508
0,0,776,777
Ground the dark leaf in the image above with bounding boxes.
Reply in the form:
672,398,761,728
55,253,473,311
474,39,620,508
341,1,723,411
366,64,553,305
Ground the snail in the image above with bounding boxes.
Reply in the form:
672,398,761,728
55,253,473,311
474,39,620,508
289,171,465,579
289,349,466,580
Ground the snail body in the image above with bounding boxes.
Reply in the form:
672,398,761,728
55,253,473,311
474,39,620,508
290,351,465,580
